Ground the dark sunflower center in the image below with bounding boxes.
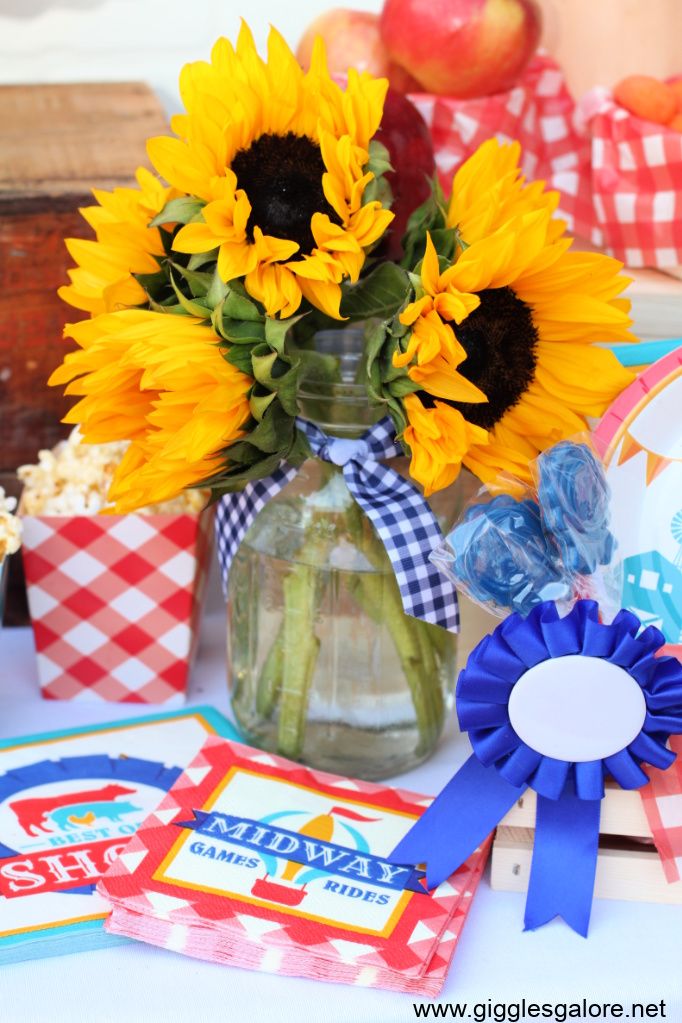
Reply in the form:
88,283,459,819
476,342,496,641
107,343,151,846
231,132,341,254
442,286,538,430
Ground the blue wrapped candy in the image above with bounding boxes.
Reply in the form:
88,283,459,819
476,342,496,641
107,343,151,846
434,494,570,617
537,442,615,576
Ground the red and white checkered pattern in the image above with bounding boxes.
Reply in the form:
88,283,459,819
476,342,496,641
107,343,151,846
21,508,213,704
409,58,682,269
577,86,682,267
408,54,595,243
640,736,682,885
99,738,491,995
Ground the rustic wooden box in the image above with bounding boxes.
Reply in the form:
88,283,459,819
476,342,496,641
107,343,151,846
491,786,682,906
0,82,167,472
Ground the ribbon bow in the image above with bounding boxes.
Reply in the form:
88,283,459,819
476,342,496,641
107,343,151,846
390,600,682,935
216,416,459,632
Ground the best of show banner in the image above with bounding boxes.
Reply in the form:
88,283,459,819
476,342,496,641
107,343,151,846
0,838,129,899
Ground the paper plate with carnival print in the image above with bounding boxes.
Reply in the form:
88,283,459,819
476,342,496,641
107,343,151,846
595,348,682,659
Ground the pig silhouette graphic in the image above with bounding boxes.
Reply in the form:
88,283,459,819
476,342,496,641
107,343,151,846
48,799,142,831
10,784,137,835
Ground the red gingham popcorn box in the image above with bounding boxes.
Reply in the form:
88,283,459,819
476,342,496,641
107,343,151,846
577,86,682,267
20,508,213,705
408,54,595,241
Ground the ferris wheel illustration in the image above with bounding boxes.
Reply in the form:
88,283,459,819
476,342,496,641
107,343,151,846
672,510,682,568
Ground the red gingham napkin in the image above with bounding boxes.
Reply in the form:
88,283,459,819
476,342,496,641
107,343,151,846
98,737,491,995
408,54,595,242
576,87,682,267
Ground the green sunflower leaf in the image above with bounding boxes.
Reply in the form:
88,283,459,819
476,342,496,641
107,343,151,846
287,426,313,468
365,319,389,374
400,177,448,270
430,229,456,262
239,402,296,454
340,262,410,321
169,262,212,298
188,249,219,271
249,389,277,422
223,282,263,322
362,174,393,209
205,271,229,308
264,314,306,356
148,302,192,316
223,344,255,376
135,268,172,304
387,376,421,398
203,414,311,494
149,197,206,228
168,272,211,319
216,316,266,345
249,344,301,416
367,139,393,178
204,451,285,494
270,363,301,417
251,348,279,387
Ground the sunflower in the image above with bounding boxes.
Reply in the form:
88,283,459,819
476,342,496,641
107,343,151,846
151,23,393,320
394,139,636,495
48,310,252,511
58,167,176,316
446,138,564,248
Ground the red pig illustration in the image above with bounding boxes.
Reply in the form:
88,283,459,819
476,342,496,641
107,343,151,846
10,784,137,836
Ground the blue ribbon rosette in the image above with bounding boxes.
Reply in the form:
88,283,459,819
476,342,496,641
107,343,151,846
391,600,682,935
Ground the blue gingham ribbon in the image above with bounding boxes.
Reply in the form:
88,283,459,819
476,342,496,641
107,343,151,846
215,417,459,632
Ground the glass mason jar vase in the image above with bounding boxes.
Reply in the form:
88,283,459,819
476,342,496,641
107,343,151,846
226,329,464,780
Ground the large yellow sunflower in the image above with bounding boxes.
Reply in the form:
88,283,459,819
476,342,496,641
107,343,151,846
152,23,393,320
48,310,252,511
58,167,177,316
394,139,636,495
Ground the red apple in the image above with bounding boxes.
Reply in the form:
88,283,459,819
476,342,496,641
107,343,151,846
295,8,422,93
379,0,542,98
374,89,436,262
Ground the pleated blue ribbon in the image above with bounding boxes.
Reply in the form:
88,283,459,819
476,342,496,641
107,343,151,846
391,600,682,935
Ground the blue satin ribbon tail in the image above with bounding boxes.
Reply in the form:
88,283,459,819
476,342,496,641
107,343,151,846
390,755,525,888
524,790,601,937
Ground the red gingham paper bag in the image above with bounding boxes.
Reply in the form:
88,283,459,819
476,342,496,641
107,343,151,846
21,507,213,704
408,54,595,241
578,86,682,267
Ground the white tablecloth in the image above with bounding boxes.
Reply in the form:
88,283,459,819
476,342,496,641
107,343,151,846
2,610,681,1023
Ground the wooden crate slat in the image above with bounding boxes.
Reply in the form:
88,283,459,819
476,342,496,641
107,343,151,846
500,783,652,839
491,826,682,905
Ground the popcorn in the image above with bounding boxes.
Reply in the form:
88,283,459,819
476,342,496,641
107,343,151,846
18,430,207,516
0,487,21,560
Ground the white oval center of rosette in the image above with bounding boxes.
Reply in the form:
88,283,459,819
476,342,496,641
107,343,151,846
507,654,647,763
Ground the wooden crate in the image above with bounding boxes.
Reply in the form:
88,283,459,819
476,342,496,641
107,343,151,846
491,788,682,906
0,82,167,472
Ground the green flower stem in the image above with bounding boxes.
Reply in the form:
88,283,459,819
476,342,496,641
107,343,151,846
414,618,444,734
349,570,443,754
253,463,450,761
255,624,284,719
277,560,322,760
344,498,447,752
255,532,328,725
